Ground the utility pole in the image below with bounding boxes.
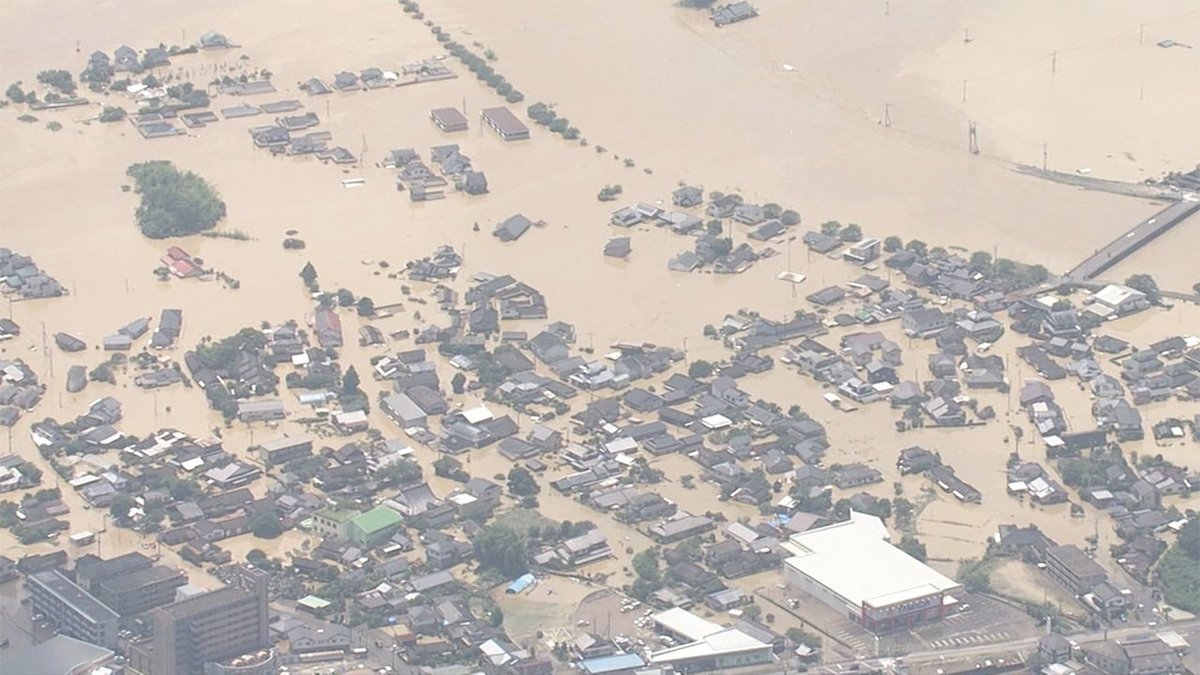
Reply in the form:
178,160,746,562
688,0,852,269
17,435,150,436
962,79,967,103
883,102,892,127
1051,51,1057,74
1043,142,1048,171
1139,23,1145,45
968,121,980,155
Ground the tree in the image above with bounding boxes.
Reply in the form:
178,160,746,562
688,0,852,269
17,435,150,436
250,512,284,538
763,203,783,219
299,262,318,290
451,372,467,394
109,494,135,522
474,523,528,577
36,69,77,95
434,456,469,482
883,236,903,252
820,220,842,237
929,246,947,260
688,360,714,379
487,605,504,627
376,459,422,487
780,209,801,226
630,546,662,600
711,237,733,257
705,219,723,235
336,288,355,307
742,603,763,620
126,161,226,238
905,239,928,257
99,105,127,122
786,627,821,648
507,466,540,496
527,102,553,124
840,223,863,242
1125,274,1160,303
970,251,993,272
894,497,914,527
958,558,991,592
342,366,361,396
6,82,26,103
356,296,374,316
898,534,928,562
1178,519,1200,560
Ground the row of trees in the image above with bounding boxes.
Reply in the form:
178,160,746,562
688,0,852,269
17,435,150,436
527,102,580,140
819,220,863,242
398,1,524,104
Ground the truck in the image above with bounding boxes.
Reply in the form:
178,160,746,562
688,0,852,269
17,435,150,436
69,531,96,546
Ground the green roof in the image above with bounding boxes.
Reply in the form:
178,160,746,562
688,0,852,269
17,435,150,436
350,506,403,534
298,595,332,609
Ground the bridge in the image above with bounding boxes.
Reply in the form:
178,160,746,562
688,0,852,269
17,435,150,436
1065,198,1200,281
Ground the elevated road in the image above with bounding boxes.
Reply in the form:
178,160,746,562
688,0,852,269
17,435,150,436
1066,198,1200,281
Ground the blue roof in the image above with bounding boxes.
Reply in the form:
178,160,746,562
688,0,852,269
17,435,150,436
582,653,646,674
506,573,536,594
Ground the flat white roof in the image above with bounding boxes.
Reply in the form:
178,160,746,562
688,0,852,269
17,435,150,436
1093,284,1142,307
700,414,732,430
650,628,769,663
783,512,961,609
652,607,724,642
461,404,494,424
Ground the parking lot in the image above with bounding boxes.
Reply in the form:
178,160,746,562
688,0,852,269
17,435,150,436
572,589,663,654
755,585,1040,659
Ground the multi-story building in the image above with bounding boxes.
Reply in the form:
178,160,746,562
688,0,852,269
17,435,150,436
75,552,187,616
310,507,356,542
1044,544,1108,594
132,577,269,675
97,565,188,616
26,569,119,648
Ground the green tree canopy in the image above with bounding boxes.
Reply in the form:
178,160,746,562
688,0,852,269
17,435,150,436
250,512,284,538
1125,274,1160,303
688,360,714,379
507,466,540,496
126,161,226,238
299,262,318,289
474,523,528,577
342,365,361,396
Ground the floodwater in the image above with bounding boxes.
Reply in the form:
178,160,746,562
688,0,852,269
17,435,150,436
1,0,1196,617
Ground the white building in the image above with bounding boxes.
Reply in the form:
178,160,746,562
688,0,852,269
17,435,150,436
781,512,961,632
1084,284,1148,319
648,608,774,672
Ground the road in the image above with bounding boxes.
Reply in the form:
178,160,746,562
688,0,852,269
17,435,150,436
1065,198,1200,281
830,618,1200,671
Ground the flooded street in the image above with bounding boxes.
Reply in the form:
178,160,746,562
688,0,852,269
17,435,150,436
0,0,1197,658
